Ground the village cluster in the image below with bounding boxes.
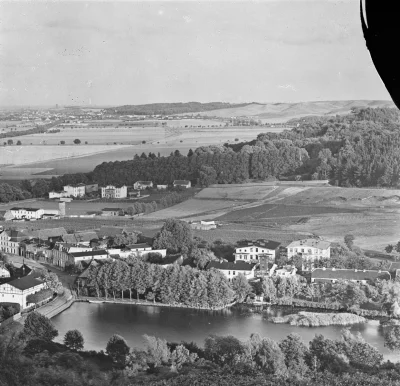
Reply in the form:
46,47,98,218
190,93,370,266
0,220,393,312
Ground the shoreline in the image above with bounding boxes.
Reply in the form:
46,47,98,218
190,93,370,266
74,296,236,311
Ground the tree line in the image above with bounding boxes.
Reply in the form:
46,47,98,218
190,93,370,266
83,257,236,309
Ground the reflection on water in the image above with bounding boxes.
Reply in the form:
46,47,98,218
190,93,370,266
51,302,398,362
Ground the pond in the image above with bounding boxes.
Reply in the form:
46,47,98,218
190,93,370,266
51,302,397,361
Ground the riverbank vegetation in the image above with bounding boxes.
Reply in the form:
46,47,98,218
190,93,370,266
1,311,400,385
269,311,366,327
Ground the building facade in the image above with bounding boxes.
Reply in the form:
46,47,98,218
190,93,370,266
286,239,331,271
10,208,44,220
234,240,281,263
207,261,257,282
101,185,128,199
173,180,191,188
311,268,391,284
63,184,86,197
133,181,153,190
0,274,46,309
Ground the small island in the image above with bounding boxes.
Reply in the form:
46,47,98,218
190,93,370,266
269,311,366,327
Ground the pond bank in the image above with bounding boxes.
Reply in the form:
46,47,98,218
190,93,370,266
76,296,236,311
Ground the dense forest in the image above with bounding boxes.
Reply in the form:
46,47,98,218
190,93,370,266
1,310,400,386
105,102,252,116
5,106,400,204
85,107,400,188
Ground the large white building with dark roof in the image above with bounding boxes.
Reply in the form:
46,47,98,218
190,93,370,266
0,273,46,309
207,261,257,282
234,239,281,262
286,238,331,271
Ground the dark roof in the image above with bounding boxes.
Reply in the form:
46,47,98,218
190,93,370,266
311,268,391,281
207,261,257,271
173,180,190,185
10,207,41,212
127,243,152,249
70,250,108,258
8,275,44,291
33,227,67,239
237,239,281,250
136,181,152,185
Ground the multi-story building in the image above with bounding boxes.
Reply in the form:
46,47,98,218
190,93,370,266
51,243,93,268
234,239,281,263
0,229,31,254
63,183,86,197
207,261,257,282
101,185,128,199
10,207,44,220
286,239,331,271
0,273,46,309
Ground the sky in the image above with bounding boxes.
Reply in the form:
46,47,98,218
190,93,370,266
0,0,391,106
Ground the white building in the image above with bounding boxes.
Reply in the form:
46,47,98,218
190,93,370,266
10,207,44,220
207,261,257,282
69,250,109,265
133,181,153,190
0,274,46,309
234,240,281,263
286,239,331,271
275,265,297,277
63,184,86,198
49,191,69,199
173,180,191,189
0,266,10,278
101,185,128,199
311,268,391,284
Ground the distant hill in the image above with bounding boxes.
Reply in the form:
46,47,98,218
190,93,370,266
198,100,396,121
105,102,254,116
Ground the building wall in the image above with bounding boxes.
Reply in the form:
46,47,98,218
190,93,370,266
0,282,46,309
101,185,128,199
217,269,255,282
0,233,21,254
287,245,331,271
234,246,277,262
64,185,85,197
10,209,44,220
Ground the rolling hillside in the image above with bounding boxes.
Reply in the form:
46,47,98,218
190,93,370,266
198,100,395,120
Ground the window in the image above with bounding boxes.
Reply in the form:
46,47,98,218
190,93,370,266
301,249,304,253
228,271,230,275
256,248,258,252
233,271,236,275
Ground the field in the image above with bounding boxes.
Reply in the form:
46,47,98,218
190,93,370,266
141,182,400,252
198,100,395,120
0,126,284,179
141,198,248,220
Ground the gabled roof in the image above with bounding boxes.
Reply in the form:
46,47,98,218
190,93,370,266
173,180,190,185
10,207,41,212
70,250,108,258
236,239,281,251
135,181,153,185
207,261,257,271
311,268,390,281
7,275,44,291
33,227,67,239
287,238,331,250
127,243,152,249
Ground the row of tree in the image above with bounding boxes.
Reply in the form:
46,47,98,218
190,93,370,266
85,257,237,309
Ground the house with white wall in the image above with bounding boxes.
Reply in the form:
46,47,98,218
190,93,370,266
133,181,153,190
234,239,281,263
101,185,128,199
10,208,44,220
63,184,86,197
286,239,331,271
207,261,257,282
0,274,46,309
173,180,191,189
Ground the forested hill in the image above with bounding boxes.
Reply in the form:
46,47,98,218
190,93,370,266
88,107,400,189
105,102,253,116
12,106,400,200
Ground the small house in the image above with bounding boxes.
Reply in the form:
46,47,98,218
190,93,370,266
207,261,257,282
101,208,123,217
173,180,191,189
133,181,153,190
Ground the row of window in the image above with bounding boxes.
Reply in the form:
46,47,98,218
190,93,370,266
289,248,326,254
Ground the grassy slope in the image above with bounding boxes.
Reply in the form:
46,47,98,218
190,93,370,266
198,100,395,119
